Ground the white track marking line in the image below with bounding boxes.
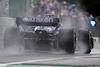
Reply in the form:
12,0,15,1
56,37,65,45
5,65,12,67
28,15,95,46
0,57,68,66
0,49,100,66
0,55,100,67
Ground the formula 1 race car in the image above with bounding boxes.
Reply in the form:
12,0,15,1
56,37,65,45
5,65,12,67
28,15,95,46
4,17,94,54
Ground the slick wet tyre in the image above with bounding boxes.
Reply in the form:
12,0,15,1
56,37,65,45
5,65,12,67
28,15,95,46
4,27,24,51
78,30,91,54
58,29,76,54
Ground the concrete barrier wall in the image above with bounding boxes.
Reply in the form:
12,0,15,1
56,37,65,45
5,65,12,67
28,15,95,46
0,17,15,40
93,37,100,42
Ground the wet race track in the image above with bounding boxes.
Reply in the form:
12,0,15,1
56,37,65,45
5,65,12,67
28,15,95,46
0,42,100,66
0,17,100,67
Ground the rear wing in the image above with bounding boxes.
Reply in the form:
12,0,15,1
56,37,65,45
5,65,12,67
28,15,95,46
16,17,59,26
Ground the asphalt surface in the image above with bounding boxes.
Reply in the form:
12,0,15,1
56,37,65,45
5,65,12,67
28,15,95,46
0,42,99,67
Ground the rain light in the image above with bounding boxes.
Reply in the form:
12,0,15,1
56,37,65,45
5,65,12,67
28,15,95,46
90,20,96,27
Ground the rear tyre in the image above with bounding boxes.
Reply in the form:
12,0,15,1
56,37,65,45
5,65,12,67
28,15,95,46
78,30,91,54
4,27,24,52
58,29,76,54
